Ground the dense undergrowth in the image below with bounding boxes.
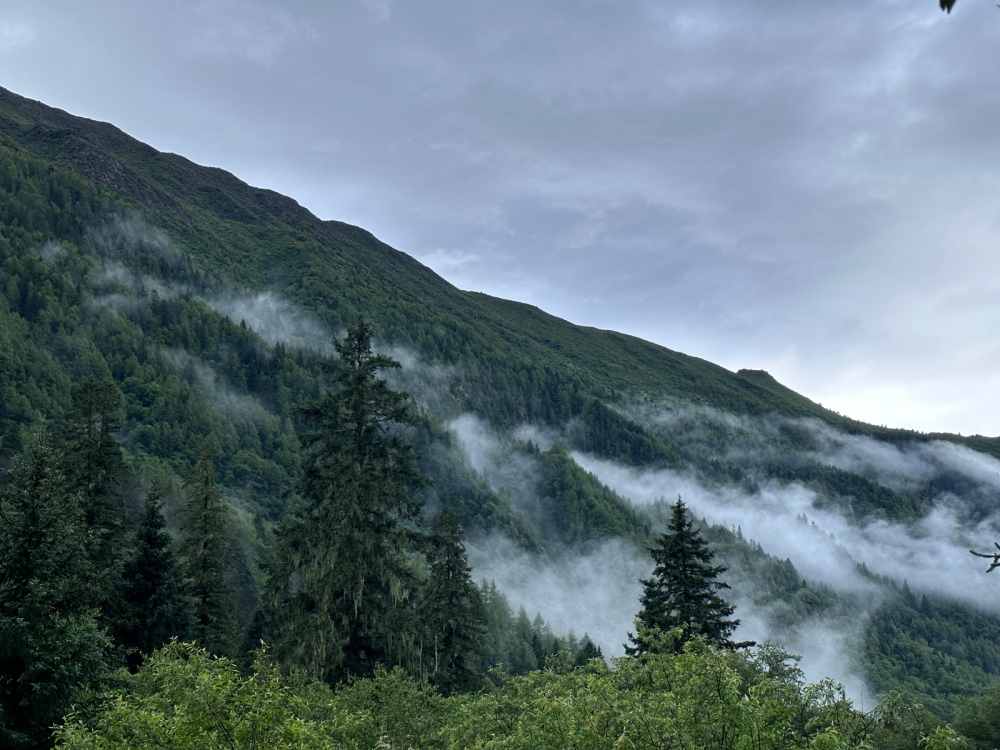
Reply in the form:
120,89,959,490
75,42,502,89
55,635,971,750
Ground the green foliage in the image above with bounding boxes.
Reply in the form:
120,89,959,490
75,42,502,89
863,586,1000,719
629,498,748,655
409,417,539,549
63,378,128,528
573,398,681,467
768,465,923,522
327,666,453,749
423,511,487,695
111,482,192,671
0,426,110,747
54,642,359,749
477,582,579,679
701,520,849,635
1,84,914,446
535,444,651,545
953,685,1000,750
449,632,877,750
179,446,236,655
2,83,1000,742
263,319,426,681
58,636,929,750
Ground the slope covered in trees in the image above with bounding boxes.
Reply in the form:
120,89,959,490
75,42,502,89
1,84,999,746
4,82,989,446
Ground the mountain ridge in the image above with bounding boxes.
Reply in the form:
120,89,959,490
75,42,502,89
0,84,875,427
3,82,993,449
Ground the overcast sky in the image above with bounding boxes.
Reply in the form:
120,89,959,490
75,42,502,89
3,0,1000,435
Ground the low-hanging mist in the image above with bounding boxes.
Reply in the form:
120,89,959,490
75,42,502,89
445,404,1000,702
465,533,646,659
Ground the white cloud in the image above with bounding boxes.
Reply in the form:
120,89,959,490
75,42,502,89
207,290,334,354
572,452,1000,612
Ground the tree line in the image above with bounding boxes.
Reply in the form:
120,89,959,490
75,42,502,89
0,319,602,747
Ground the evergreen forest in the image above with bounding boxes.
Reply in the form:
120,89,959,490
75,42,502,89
1,84,999,748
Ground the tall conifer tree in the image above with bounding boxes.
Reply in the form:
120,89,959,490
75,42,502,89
63,378,127,531
0,427,109,746
179,447,234,656
423,510,486,694
263,318,425,682
627,497,751,655
63,378,129,605
113,481,191,670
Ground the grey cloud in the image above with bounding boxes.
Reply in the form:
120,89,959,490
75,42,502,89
0,21,36,52
796,418,1000,500
572,451,1000,612
183,0,317,66
36,241,64,262
734,604,870,706
12,0,1000,435
376,342,462,419
90,217,182,264
448,414,543,516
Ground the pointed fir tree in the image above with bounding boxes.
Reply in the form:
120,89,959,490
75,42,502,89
627,497,752,655
0,426,110,747
574,633,604,668
263,317,426,682
63,378,127,535
179,446,235,656
112,481,192,671
63,378,131,619
423,510,486,695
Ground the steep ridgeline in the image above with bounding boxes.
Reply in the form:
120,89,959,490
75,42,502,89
2,83,1000,724
1,84,973,439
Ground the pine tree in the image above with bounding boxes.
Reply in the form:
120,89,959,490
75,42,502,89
63,378,127,533
179,447,234,656
112,481,191,671
574,633,604,668
263,318,426,682
627,497,751,655
423,510,486,694
0,426,109,747
63,378,130,610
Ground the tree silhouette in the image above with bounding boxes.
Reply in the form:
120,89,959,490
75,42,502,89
627,497,752,655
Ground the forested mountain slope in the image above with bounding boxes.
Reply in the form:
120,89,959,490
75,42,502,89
2,82,1000,737
0,83,973,440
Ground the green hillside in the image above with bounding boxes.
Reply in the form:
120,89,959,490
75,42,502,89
1,83,999,746
0,86,886,429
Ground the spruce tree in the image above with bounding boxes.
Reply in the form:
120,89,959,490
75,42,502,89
113,481,191,671
0,426,109,747
574,633,604,668
179,447,234,656
423,510,486,694
63,378,127,534
63,378,130,612
627,497,751,655
263,318,426,682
